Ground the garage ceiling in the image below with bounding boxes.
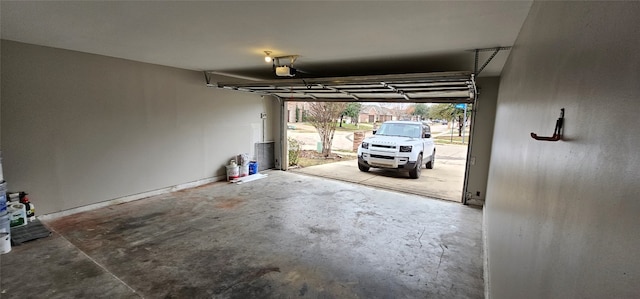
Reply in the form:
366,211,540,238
1,1,532,82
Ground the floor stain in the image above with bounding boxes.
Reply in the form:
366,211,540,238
299,283,308,296
253,267,281,279
214,267,280,294
214,197,245,209
308,226,339,235
356,210,381,217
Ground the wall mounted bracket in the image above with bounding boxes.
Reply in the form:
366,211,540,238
531,108,564,141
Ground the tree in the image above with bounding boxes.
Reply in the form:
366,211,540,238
412,104,429,121
340,102,362,127
429,103,456,122
429,103,472,136
308,102,347,157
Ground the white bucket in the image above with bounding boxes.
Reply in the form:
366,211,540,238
0,232,10,254
226,164,239,181
0,212,10,254
239,164,249,177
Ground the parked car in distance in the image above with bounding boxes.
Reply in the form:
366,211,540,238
357,121,436,179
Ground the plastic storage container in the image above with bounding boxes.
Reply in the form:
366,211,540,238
0,181,7,212
249,161,258,175
8,203,28,227
0,212,11,254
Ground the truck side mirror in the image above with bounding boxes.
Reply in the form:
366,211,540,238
424,133,431,138
373,130,377,134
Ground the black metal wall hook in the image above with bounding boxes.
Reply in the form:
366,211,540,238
531,108,564,141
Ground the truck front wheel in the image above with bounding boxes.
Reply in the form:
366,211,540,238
409,154,422,179
358,163,370,172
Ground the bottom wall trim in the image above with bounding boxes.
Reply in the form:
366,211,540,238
38,175,225,221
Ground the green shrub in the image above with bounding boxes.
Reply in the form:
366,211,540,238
288,137,302,166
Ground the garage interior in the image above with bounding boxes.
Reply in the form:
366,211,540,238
2,1,640,298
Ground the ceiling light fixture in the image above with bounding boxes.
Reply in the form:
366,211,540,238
264,51,272,63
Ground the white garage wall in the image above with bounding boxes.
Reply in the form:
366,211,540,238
486,2,640,298
1,40,276,215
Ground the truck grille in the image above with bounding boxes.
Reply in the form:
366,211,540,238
372,144,396,149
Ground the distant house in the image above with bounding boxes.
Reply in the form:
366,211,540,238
358,105,394,123
286,102,310,123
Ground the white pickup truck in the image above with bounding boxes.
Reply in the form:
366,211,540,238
357,121,436,179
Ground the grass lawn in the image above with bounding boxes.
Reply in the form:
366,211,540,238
289,122,373,132
435,135,470,145
334,122,373,131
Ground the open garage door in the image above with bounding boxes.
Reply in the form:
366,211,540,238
215,71,476,104
215,72,481,205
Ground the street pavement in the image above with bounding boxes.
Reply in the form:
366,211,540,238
288,123,468,202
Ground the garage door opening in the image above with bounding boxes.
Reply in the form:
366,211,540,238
285,101,471,203
216,71,486,205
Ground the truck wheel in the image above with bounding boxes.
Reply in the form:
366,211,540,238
426,150,435,169
358,163,370,172
409,154,422,179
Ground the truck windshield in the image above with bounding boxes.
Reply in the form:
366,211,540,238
375,123,421,138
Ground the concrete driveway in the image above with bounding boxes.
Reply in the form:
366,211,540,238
291,143,468,202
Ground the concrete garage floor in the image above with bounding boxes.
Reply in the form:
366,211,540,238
1,171,483,298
